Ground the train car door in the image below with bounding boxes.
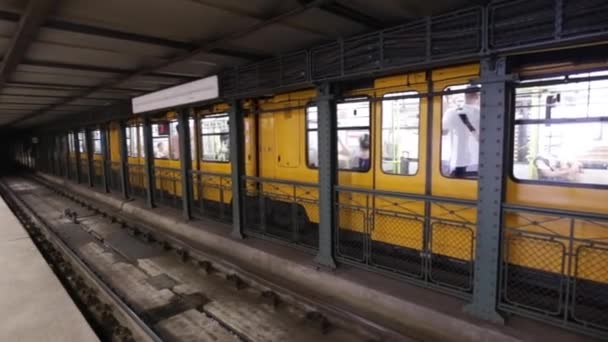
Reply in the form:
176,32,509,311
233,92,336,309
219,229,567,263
364,72,428,274
428,64,480,291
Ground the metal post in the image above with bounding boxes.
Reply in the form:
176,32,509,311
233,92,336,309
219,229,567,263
178,109,193,220
64,133,71,180
314,82,337,269
62,134,68,179
118,121,129,199
74,130,82,183
100,125,110,193
229,99,245,239
463,57,513,324
143,116,155,208
85,127,94,187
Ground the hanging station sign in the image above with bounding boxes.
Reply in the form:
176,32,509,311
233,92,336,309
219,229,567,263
132,75,219,114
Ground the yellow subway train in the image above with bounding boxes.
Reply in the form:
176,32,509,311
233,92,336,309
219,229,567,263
52,60,608,326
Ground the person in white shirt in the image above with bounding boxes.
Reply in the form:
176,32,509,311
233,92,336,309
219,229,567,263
442,90,480,178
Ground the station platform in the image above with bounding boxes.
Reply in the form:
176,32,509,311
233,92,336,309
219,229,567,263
0,195,98,341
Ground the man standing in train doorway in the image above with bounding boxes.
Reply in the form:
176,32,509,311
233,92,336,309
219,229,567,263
442,87,481,178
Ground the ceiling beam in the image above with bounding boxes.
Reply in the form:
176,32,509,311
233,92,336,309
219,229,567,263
10,0,333,126
0,0,57,87
319,2,385,29
19,59,199,80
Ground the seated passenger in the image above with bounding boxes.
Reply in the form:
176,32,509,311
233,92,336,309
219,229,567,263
533,155,583,181
155,142,168,159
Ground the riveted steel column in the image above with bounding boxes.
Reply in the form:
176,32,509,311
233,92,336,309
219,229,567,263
229,99,245,239
314,83,337,269
100,125,110,193
118,121,129,199
143,117,155,208
179,109,193,220
74,130,82,184
85,127,94,187
463,57,512,324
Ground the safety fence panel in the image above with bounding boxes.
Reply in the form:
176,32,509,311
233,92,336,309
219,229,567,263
126,163,146,200
335,186,476,297
500,206,608,338
152,167,182,209
92,159,104,188
79,159,89,184
68,158,78,182
242,176,319,250
106,161,122,193
190,170,232,222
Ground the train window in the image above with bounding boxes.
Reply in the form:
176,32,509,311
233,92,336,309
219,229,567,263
152,122,170,159
513,74,608,186
126,125,144,158
201,114,229,162
306,106,318,167
77,131,87,154
169,121,180,160
441,84,481,178
92,129,102,154
306,98,371,171
381,92,420,175
68,133,76,153
189,118,196,160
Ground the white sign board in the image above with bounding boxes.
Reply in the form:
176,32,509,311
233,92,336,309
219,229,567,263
132,75,219,114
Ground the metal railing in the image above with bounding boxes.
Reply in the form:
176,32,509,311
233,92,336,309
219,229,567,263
190,170,232,222
126,163,146,199
242,176,319,250
106,161,122,193
152,166,182,209
92,159,104,188
499,205,608,338
335,186,477,296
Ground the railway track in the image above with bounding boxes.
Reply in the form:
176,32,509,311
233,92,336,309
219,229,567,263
0,176,411,342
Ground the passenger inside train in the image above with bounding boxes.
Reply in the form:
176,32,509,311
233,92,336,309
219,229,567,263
442,85,481,178
512,72,608,185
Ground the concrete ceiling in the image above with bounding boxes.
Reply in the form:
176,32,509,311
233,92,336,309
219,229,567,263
0,0,477,128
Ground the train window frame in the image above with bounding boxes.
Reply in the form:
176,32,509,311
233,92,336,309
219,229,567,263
439,83,482,180
68,132,76,153
200,113,230,163
77,131,87,154
91,129,102,155
151,121,174,160
380,91,421,176
509,72,608,189
126,124,144,158
305,96,372,172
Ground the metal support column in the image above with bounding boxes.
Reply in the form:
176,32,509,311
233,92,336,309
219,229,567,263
85,127,94,187
229,99,245,239
118,121,129,199
100,124,110,193
314,82,337,269
74,130,82,184
143,116,155,208
64,133,70,180
178,109,193,220
463,57,513,324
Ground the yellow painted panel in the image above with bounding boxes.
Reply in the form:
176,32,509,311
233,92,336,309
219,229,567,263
276,109,301,168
